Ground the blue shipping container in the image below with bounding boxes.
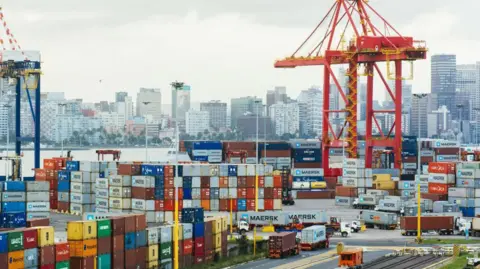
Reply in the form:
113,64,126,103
228,165,237,176
66,161,80,171
182,208,204,223
141,164,164,176
23,177,35,182
182,177,193,188
125,232,136,250
193,156,208,162
193,223,205,238
238,199,247,211
135,230,147,248
177,165,183,177
460,207,475,217
193,141,222,150
2,182,26,192
1,212,26,228
58,181,70,192
154,189,164,200
2,202,25,212
155,176,165,187
0,232,7,253
58,170,71,181
24,248,38,268
183,188,192,200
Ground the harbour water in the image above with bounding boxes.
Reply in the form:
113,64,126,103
2,148,172,177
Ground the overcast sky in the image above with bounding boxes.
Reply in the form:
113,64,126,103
2,0,478,103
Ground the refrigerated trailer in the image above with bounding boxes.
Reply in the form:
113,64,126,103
360,210,398,230
352,194,380,210
400,216,455,236
299,225,330,251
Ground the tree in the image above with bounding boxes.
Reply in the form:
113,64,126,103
196,132,203,140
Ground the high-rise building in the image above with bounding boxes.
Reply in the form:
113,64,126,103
185,110,210,136
266,87,288,116
115,92,128,102
200,100,227,129
297,87,322,137
230,96,263,128
457,64,477,120
411,93,438,138
269,102,300,136
431,54,456,115
136,88,162,122
172,84,191,122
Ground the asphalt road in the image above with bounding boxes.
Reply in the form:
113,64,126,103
232,248,333,269
313,250,391,269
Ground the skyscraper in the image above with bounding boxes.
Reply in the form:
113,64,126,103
266,86,288,116
269,102,300,136
431,54,456,115
456,64,477,120
172,84,191,122
136,88,162,122
200,100,227,129
115,92,128,102
297,87,322,137
230,96,263,128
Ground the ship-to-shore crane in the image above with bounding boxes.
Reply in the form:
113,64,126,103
274,0,427,175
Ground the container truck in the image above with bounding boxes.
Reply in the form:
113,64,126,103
400,216,455,236
360,210,398,230
268,232,300,259
352,194,380,210
469,218,480,237
299,225,330,250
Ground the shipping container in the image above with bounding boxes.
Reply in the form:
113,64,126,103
268,232,298,258
400,216,454,235
67,221,97,240
360,211,398,229
37,226,55,247
70,239,97,257
335,196,354,206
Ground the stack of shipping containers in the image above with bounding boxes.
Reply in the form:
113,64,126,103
26,181,50,220
189,141,223,163
159,225,173,268
1,182,26,228
70,162,99,214
109,173,132,213
41,157,68,210
111,217,125,269
452,163,480,217
433,140,460,162
342,158,372,195
55,241,70,269
67,220,97,268
38,226,56,268
258,141,291,170
97,218,112,268
290,140,321,169
426,162,455,201
95,176,109,213
57,169,71,213
146,226,159,268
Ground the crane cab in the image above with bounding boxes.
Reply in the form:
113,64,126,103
338,248,363,268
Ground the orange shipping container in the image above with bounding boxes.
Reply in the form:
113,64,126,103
246,188,256,199
219,177,228,188
237,188,247,199
201,200,211,211
8,250,24,269
428,183,452,195
246,199,256,211
35,169,47,181
201,189,211,200
70,239,97,258
246,177,255,188
428,162,456,174
273,176,282,188
264,199,274,210
164,165,175,176
273,188,282,199
43,159,55,170
164,177,174,188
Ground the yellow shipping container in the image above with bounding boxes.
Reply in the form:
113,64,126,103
70,239,97,257
376,181,396,190
37,226,55,247
211,217,222,234
8,250,24,269
213,233,222,249
310,182,327,189
178,224,183,241
67,221,97,240
221,216,228,232
372,174,391,182
147,260,159,269
215,247,222,254
147,244,159,262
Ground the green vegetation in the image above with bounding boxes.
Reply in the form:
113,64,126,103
439,254,471,269
420,238,480,245
191,251,267,269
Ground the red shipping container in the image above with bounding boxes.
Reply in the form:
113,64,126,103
201,188,211,200
335,186,358,197
261,149,291,158
219,177,228,188
421,156,434,164
325,177,337,189
39,245,55,265
155,200,164,211
55,242,70,262
183,238,193,255
264,199,274,210
237,177,247,188
118,164,141,175
40,264,55,269
136,247,147,268
428,183,452,195
403,156,417,162
124,215,136,233
264,188,274,199
97,236,112,255
49,179,58,191
183,255,193,267
45,169,55,181
112,234,124,252
164,200,174,211
131,187,155,200
164,188,174,200
246,199,256,211
27,218,50,228
246,188,255,199
195,256,205,264
200,177,210,188
237,188,247,199
219,199,228,211
273,176,282,188
112,251,124,269
194,237,205,256
134,214,147,231
258,176,265,188
428,162,456,174
35,169,47,181
125,249,136,269
50,199,58,211
296,190,335,199
165,177,174,188
70,257,95,269
23,228,38,249
58,202,69,212
43,159,55,170
435,148,460,155
421,193,447,201
273,188,282,199
227,199,238,212
246,177,255,188
111,217,125,236
293,162,322,169
0,253,6,268
164,165,175,177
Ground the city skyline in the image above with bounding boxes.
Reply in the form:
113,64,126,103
1,1,478,103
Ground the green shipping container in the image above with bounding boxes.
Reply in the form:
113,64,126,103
97,219,112,238
97,254,111,269
56,261,70,269
160,242,172,260
8,231,23,251
161,259,172,268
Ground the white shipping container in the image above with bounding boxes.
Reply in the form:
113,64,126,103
165,212,174,222
146,227,159,245
293,182,311,189
2,192,26,202
80,161,100,172
428,173,455,184
265,165,274,176
343,158,365,169
27,212,51,220
70,203,94,214
228,188,238,199
96,188,109,199
264,177,274,187
96,178,109,189
58,192,70,202
183,165,201,176
145,200,155,211
109,175,132,187
183,200,193,208
131,199,146,211
246,165,256,176
70,182,94,194
207,150,222,156
274,199,282,210
343,168,365,178
70,193,95,204
292,168,324,177
26,192,50,202
210,177,220,188
449,187,475,198
259,188,265,199
132,176,155,188
256,165,265,176
107,162,117,169
245,158,257,164
403,163,417,169
208,156,222,163
192,177,201,188
415,175,429,183
105,168,118,177
71,171,92,183
342,177,373,188
219,189,229,199
96,208,109,214
95,198,109,209
457,169,480,179
228,177,237,188
258,199,264,210
191,188,201,200
26,182,49,192
146,212,164,223
192,150,208,156
109,198,131,209
398,181,415,190
436,155,459,161
26,202,50,212
208,165,219,176
109,187,131,198
192,200,201,208
301,225,327,244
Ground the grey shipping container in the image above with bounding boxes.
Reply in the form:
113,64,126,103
448,187,475,198
361,210,398,226
357,194,380,206
366,190,389,196
26,202,50,212
27,212,51,220
70,182,94,194
405,199,433,212
2,192,26,202
377,199,402,212
448,197,475,207
24,247,38,268
70,193,95,204
455,179,480,188
398,181,415,190
287,211,328,223
27,192,50,202
300,225,327,244
160,226,173,243
335,196,355,206
26,182,50,192
237,212,289,226
433,201,450,213
404,205,425,216
58,192,70,202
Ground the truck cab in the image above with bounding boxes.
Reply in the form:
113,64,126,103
455,217,471,235
338,249,363,268
340,222,352,237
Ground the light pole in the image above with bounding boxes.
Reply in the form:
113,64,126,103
413,94,427,176
58,103,67,157
142,101,152,161
3,104,11,179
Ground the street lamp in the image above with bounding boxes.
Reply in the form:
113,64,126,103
58,103,67,157
253,98,262,256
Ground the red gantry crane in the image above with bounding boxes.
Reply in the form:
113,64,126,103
274,0,427,174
